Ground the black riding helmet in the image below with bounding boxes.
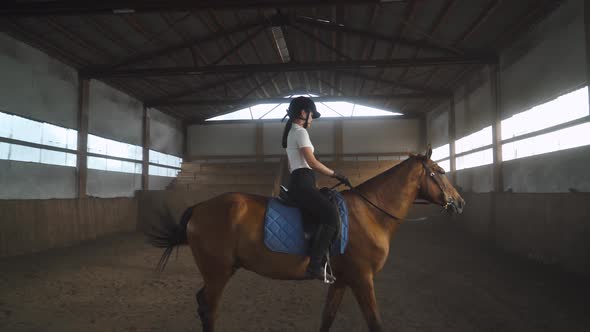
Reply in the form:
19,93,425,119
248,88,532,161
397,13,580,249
287,96,321,123
281,96,321,148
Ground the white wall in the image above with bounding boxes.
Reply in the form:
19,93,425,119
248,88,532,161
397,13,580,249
309,120,335,155
88,80,143,146
188,117,422,158
149,108,183,157
188,122,256,157
502,145,590,193
343,118,421,154
454,164,494,193
86,169,142,198
262,121,285,155
455,78,493,138
149,175,174,190
0,160,77,199
0,33,78,129
426,103,449,148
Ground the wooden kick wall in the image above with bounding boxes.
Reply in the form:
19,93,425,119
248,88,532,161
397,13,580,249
0,198,137,256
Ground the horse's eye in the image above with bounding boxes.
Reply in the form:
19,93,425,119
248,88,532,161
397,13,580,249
430,172,435,177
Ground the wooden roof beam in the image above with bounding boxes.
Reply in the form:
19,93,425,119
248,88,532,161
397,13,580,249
84,55,498,78
148,93,450,107
0,1,386,17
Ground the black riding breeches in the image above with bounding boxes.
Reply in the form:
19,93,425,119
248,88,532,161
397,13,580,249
288,168,339,228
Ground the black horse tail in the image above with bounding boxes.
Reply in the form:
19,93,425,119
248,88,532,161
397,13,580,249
145,206,194,272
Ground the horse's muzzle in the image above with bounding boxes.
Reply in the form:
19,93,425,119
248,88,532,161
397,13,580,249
445,198,465,215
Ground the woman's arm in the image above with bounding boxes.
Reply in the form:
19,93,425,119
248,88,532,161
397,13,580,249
300,147,335,177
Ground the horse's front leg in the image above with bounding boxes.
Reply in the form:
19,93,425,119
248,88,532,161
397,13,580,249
319,280,347,332
351,276,383,332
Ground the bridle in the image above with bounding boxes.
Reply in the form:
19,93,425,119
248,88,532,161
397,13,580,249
420,160,455,211
334,158,453,222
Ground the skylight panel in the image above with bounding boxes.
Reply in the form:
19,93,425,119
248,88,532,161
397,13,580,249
206,107,253,121
352,104,400,117
261,103,290,119
251,104,281,119
316,103,343,118
204,97,400,121
322,102,354,117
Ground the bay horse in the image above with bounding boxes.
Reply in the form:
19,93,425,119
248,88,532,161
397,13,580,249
147,147,465,332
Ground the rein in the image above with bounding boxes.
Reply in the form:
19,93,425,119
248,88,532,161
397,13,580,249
330,183,427,222
352,187,414,222
331,159,449,222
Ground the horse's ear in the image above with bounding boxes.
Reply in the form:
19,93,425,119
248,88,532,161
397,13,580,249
426,144,432,160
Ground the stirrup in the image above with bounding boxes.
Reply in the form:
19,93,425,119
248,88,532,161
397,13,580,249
323,254,336,284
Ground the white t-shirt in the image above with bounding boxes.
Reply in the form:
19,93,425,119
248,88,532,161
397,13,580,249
286,123,314,173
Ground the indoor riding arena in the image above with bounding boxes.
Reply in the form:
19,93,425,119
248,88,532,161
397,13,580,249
1,1,589,331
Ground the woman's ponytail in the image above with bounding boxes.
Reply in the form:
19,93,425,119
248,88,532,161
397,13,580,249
281,118,293,148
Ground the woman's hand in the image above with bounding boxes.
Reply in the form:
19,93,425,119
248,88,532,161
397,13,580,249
332,171,352,188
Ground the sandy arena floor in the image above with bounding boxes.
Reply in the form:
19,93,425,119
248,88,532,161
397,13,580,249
1,219,589,332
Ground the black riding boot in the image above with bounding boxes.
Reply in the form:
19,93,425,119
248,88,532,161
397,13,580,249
305,224,338,281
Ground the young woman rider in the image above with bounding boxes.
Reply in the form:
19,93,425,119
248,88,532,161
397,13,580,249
281,96,350,281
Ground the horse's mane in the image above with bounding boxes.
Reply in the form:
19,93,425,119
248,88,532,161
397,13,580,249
354,154,423,190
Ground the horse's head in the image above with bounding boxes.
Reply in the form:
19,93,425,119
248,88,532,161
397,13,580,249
414,146,465,214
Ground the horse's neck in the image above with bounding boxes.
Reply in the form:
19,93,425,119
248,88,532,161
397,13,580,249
355,159,423,226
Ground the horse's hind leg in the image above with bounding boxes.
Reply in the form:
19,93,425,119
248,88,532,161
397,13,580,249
196,287,209,330
194,263,234,332
319,281,347,332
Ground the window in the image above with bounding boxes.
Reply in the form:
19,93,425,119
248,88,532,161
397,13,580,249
456,148,493,171
430,144,450,172
501,86,590,162
87,134,142,161
0,142,8,160
9,144,40,163
0,111,78,168
41,149,76,167
149,149,182,177
87,134,142,174
206,94,401,121
455,126,492,154
87,156,142,174
0,142,77,167
0,112,12,138
433,87,590,173
437,160,450,172
502,87,588,140
11,116,42,144
431,144,449,162
41,122,77,150
503,122,590,161
450,126,494,171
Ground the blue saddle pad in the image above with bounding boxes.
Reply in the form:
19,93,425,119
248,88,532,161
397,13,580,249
263,191,348,256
